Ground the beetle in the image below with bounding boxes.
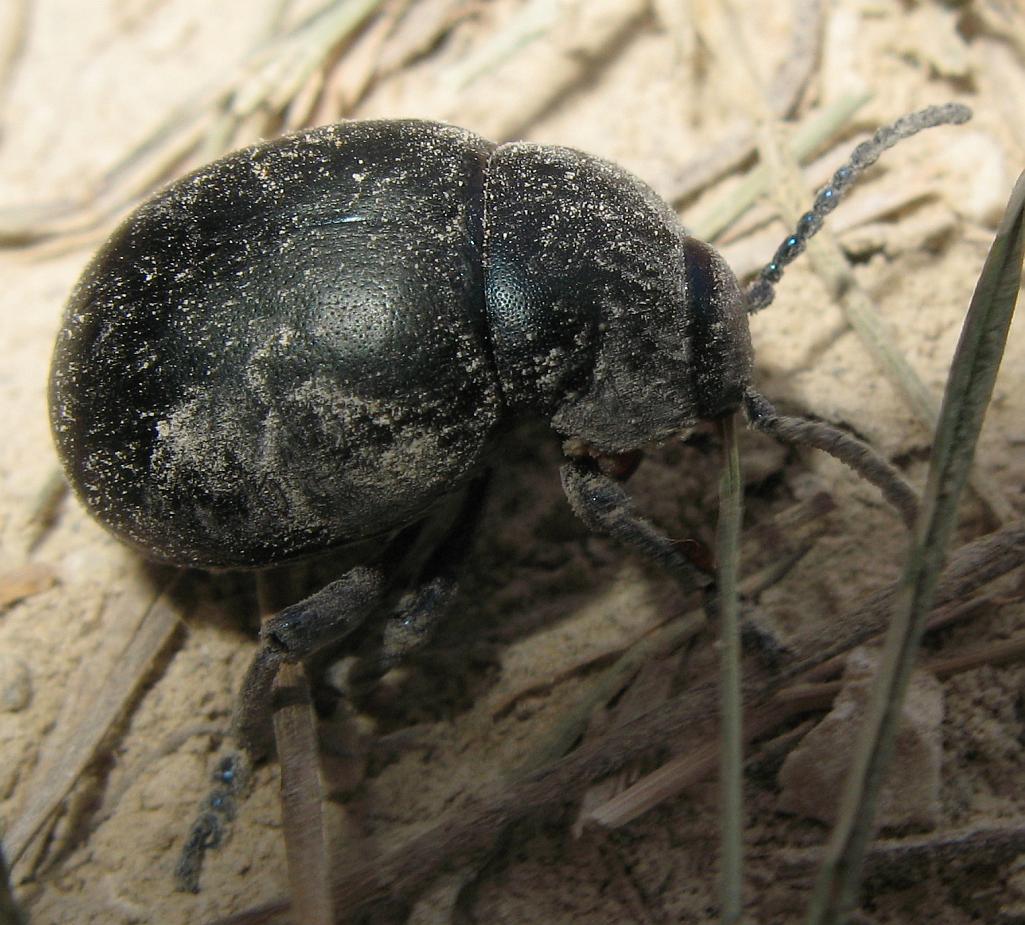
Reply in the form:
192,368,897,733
48,105,968,888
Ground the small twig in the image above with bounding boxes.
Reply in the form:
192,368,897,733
441,0,559,93
0,0,29,126
689,91,871,242
509,610,705,775
584,594,1021,830
0,0,387,249
800,591,998,683
452,0,649,142
22,469,68,554
581,704,787,832
666,0,825,206
775,631,1025,715
0,563,57,612
512,495,830,775
781,822,1025,881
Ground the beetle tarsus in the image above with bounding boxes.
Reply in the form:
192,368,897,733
174,754,251,893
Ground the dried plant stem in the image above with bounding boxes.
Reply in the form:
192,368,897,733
512,610,706,774
22,469,68,554
272,663,333,925
666,0,824,205
517,494,831,775
775,631,1025,715
783,822,1025,880
0,0,29,123
258,575,333,925
717,413,745,924
799,591,996,683
0,0,387,248
580,596,1024,830
690,91,870,243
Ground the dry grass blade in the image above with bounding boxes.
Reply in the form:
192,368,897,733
21,469,68,555
578,594,1017,831
0,0,29,125
0,563,56,612
510,610,706,774
689,92,870,242
441,0,559,93
806,169,1025,925
272,663,333,925
666,0,824,206
4,575,182,869
784,822,1025,883
257,574,333,925
515,494,830,776
717,413,745,924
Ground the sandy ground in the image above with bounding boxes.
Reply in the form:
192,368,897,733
1,1,1024,923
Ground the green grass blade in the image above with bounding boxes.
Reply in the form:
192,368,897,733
806,169,1025,925
718,413,745,923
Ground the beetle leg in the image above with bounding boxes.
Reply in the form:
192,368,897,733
175,754,251,892
356,472,491,680
743,389,920,528
233,566,385,758
560,460,711,592
378,577,456,668
177,568,385,891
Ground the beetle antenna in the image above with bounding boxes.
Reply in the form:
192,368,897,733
744,102,972,313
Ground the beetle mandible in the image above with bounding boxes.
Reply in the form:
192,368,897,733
48,105,968,885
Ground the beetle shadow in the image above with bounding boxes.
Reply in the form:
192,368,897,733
354,419,730,735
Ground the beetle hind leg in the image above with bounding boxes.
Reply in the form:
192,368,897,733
351,471,491,684
232,566,386,758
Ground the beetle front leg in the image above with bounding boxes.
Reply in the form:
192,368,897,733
560,459,711,592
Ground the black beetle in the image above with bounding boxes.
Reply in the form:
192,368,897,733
49,118,752,569
48,106,967,888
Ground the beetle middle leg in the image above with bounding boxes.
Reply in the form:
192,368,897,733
560,456,712,593
232,565,386,758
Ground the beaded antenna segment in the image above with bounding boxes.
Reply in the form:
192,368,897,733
745,102,973,313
